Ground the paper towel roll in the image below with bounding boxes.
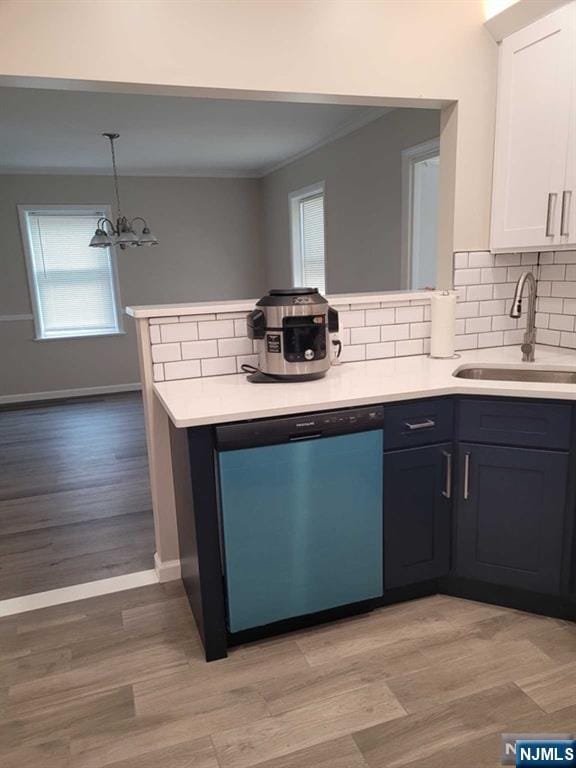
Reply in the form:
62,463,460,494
430,291,457,358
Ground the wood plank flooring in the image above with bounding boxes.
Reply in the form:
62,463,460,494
2,585,576,767
0,394,154,599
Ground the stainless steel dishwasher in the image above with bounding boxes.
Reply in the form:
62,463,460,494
215,406,384,632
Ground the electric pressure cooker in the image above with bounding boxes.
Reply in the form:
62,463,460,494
245,288,340,382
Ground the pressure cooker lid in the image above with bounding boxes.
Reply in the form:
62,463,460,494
257,287,328,307
269,288,318,296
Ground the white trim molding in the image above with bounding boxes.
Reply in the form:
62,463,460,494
154,552,182,583
0,313,34,322
0,382,141,406
0,570,159,618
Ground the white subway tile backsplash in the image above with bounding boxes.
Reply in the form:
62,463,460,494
492,283,516,300
478,331,504,348
552,282,576,298
216,311,248,320
535,313,549,328
410,322,431,339
549,314,575,332
160,322,199,343
466,284,493,302
234,318,248,336
540,265,566,281
179,313,216,322
340,310,365,328
454,252,469,269
456,302,479,319
468,251,493,268
164,359,201,380
481,267,507,284
564,299,576,314
478,299,506,317
151,342,181,363
341,344,366,362
366,341,395,359
351,326,380,344
495,253,521,266
149,316,179,325
503,329,524,345
198,319,236,339
152,363,164,381
466,317,492,334
218,337,254,357
537,328,561,346
537,297,564,313
520,253,538,266
537,281,552,296
560,332,576,349
554,251,576,264
149,325,161,344
455,334,478,351
396,339,424,357
539,252,554,264
365,308,395,326
380,324,410,341
491,315,517,331
396,306,424,324
201,357,237,377
181,339,218,360
454,268,481,286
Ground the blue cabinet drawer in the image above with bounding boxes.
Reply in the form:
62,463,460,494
384,398,453,450
458,399,572,450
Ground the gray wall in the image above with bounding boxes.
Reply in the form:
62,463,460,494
261,109,441,294
0,174,265,396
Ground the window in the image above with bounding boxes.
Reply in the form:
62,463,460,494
289,182,326,294
19,206,123,340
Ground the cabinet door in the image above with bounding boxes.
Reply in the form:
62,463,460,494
455,444,568,594
491,3,575,251
384,444,451,589
559,7,576,247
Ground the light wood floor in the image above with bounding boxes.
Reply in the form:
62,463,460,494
2,584,576,767
0,394,154,599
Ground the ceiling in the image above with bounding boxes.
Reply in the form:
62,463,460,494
0,88,389,177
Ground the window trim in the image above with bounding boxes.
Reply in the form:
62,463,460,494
288,181,326,290
18,204,125,341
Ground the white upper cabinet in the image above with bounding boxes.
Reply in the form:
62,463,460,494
491,2,576,252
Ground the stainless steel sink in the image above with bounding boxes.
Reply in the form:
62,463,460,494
453,366,576,384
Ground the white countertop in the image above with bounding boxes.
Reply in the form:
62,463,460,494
154,345,576,428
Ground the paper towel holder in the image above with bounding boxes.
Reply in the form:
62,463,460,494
428,290,461,360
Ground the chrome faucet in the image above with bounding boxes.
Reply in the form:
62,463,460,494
509,271,537,362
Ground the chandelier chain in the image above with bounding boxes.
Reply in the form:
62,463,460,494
107,134,123,221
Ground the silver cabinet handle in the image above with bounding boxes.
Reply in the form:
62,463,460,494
442,451,452,499
546,192,557,237
463,452,471,500
405,418,436,431
560,190,572,237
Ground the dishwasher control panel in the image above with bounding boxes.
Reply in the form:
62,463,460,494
215,405,384,451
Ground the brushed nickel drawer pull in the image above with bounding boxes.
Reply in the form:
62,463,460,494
442,451,452,499
561,190,572,237
463,452,471,500
405,418,436,431
546,192,557,237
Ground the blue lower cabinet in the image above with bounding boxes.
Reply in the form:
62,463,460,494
218,431,384,632
384,443,452,589
455,443,568,594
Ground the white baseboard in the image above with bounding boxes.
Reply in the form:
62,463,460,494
154,552,182,582
0,570,159,618
0,382,141,405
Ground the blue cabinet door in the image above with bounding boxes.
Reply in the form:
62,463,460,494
218,431,383,632
384,443,452,589
455,444,568,594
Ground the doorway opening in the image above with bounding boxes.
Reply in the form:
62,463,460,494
402,139,440,290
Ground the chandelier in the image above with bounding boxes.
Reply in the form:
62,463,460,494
89,133,158,249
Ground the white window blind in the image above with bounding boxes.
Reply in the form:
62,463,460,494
290,183,326,294
299,194,326,294
21,208,122,339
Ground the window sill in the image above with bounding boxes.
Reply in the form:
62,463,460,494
34,331,127,342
